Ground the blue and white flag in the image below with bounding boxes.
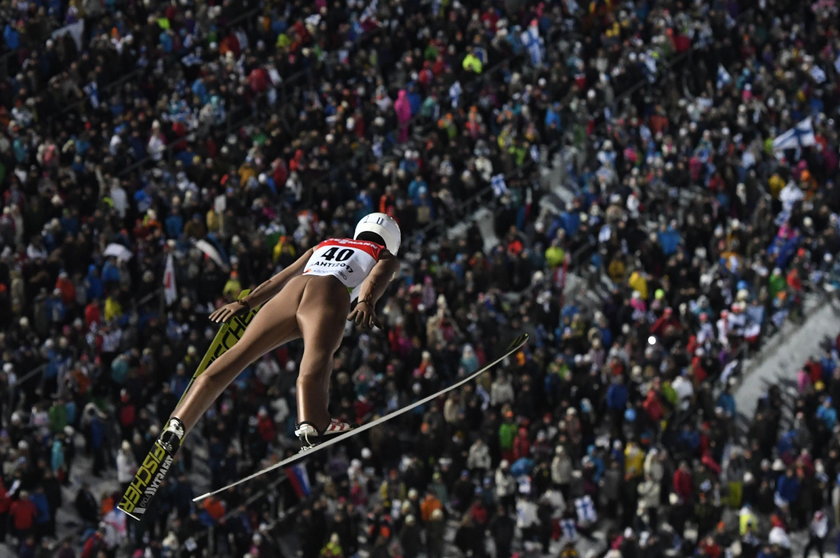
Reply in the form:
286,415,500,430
560,518,577,541
574,495,597,523
449,80,462,109
809,65,827,84
520,22,544,66
772,117,816,152
361,0,378,20
491,174,509,197
360,0,379,27
642,52,657,82
716,65,732,89
84,81,100,109
473,45,488,65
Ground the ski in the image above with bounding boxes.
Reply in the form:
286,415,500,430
193,332,529,502
118,291,260,521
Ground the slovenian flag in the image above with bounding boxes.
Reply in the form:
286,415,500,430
285,463,311,498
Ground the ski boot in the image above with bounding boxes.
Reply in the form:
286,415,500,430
294,418,353,449
158,417,186,454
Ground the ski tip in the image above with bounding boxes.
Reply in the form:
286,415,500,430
507,332,529,351
193,492,212,503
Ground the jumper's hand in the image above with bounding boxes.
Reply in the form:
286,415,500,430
209,301,250,323
348,300,381,330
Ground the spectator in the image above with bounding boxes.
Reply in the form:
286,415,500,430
74,483,98,529
0,477,10,543
804,509,829,558
9,490,37,542
424,508,446,558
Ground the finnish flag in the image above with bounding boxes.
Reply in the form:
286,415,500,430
772,117,816,152
809,65,827,84
449,80,462,109
716,65,732,89
575,495,597,523
360,0,379,25
520,22,544,66
491,174,509,197
560,518,577,541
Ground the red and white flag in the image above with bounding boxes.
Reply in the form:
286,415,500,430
163,253,177,306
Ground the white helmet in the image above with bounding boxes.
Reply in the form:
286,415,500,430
354,212,401,255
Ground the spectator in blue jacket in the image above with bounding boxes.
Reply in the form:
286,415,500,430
30,486,51,540
606,375,628,436
84,265,104,302
816,397,837,431
775,468,800,514
657,223,682,257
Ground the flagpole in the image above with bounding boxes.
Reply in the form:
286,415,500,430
162,241,177,314
160,247,167,318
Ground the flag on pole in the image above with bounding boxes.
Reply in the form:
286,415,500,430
164,253,177,306
772,117,816,153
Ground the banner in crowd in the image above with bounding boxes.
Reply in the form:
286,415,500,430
51,20,84,50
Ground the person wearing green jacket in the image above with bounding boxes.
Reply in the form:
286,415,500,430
498,413,517,460
462,48,484,74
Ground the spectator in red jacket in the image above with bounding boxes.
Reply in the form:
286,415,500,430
642,386,665,425
513,426,531,461
673,461,694,504
9,490,37,541
0,477,10,543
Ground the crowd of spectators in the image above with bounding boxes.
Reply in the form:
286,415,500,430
1,0,840,556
